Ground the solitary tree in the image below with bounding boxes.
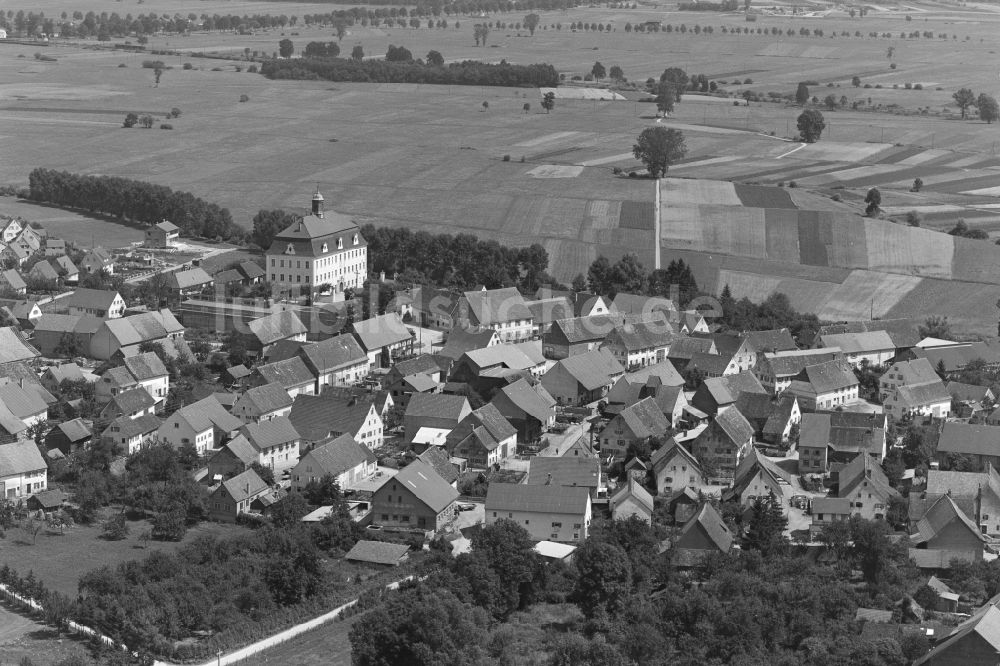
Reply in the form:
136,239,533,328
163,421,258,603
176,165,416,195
953,87,976,119
351,44,364,61
278,38,294,58
524,13,539,35
334,21,347,41
796,109,826,142
795,82,810,105
851,75,861,87
632,126,687,178
153,66,163,87
977,93,999,124
659,67,689,103
655,83,675,116
591,61,606,81
474,23,489,46
522,102,531,113
865,187,882,216
823,94,838,110
123,112,138,128
426,49,444,66
609,65,624,82
541,91,555,113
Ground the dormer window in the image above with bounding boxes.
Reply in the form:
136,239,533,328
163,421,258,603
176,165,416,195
337,237,344,250
285,243,295,255
321,243,328,253
353,234,359,245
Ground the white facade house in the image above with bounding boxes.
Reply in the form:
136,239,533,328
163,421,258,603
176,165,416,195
0,440,47,500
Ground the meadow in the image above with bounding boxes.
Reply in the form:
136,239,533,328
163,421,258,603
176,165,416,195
2,0,1000,332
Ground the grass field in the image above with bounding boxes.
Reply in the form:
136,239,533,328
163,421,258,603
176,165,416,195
0,197,146,247
0,514,246,597
0,605,95,666
235,613,362,666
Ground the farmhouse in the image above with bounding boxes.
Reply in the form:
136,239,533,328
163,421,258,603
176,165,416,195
370,459,458,533
458,287,534,343
79,247,115,275
784,359,859,411
252,356,316,398
753,349,844,395
444,403,517,469
288,391,384,451
28,260,59,284
351,313,414,370
0,269,26,296
145,220,179,248
936,423,1000,470
100,387,156,421
296,333,369,390
345,540,411,567
290,433,376,492
208,468,274,523
672,502,734,565
247,310,308,356
486,482,592,542
236,416,301,475
232,382,293,423
403,393,471,445
165,267,213,297
67,289,125,320
543,314,619,360
102,414,161,454
910,494,986,566
489,377,557,443
600,318,676,370
689,408,755,484
729,447,792,511
439,326,499,361
156,395,243,455
599,396,670,460
44,418,92,456
265,191,367,296
526,456,605,499
651,438,707,496
0,439,47,499
836,452,899,521
610,477,654,524
540,349,624,406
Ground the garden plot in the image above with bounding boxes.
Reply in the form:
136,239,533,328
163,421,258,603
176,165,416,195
527,165,585,178
863,220,953,278
816,270,922,321
618,200,654,230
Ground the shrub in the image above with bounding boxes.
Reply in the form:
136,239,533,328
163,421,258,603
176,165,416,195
141,60,165,69
612,166,623,175
183,63,193,70
239,94,250,102
788,181,798,188
159,124,173,130
169,107,181,118
502,154,511,162
628,171,637,178
831,193,842,202
906,210,922,226
118,63,127,68
914,83,923,90
248,65,258,73
744,78,753,84
890,63,897,69
211,67,223,72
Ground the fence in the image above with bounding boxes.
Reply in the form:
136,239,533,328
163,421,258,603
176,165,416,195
0,582,125,652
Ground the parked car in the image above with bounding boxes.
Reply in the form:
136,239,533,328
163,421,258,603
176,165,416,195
790,495,809,510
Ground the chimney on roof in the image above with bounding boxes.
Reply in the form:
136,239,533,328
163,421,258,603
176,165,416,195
545,473,552,485
312,186,324,218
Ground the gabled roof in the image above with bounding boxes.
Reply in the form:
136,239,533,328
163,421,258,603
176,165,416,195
220,468,269,503
351,313,411,352
462,344,537,373
124,351,168,381
927,467,1000,502
219,435,257,465
493,378,556,422
237,382,293,415
109,386,156,414
301,433,376,477
799,413,832,449
29,261,58,281
884,358,941,387
214,268,244,285
817,318,921,349
550,349,624,391
406,393,470,420
913,494,987,546
651,438,702,476
256,356,315,389
610,477,654,514
446,403,516,453
526,456,601,489
439,327,498,360
937,422,1000,457
623,360,685,387
52,255,78,275
486,482,590,514
676,501,733,553
174,395,243,434
838,452,899,501
947,381,992,403
418,445,459,485
249,310,307,347
272,211,362,257
762,349,843,378
393,354,446,378
742,328,798,353
390,459,459,512
819,330,895,354
0,439,46,475
166,267,213,291
911,342,1000,373
526,297,573,325
154,220,179,233
104,413,161,439
0,269,26,291
687,352,735,376
68,288,120,311
54,417,91,442
794,359,857,394
733,447,791,494
0,328,40,362
45,362,85,385
610,292,676,317
289,393,376,441
615,397,670,439
239,416,300,451
549,315,620,344
463,287,532,325
238,261,265,281
345,540,410,566
895,381,951,408
0,381,48,418
604,318,676,352
667,336,716,360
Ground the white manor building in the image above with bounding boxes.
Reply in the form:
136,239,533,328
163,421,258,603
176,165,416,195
265,190,367,296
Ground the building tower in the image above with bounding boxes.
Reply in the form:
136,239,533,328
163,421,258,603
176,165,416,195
312,186,324,218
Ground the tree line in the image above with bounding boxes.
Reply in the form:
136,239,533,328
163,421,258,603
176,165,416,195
260,55,558,87
26,168,246,242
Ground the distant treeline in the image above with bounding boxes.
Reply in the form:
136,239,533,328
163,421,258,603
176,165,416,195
677,0,739,9
27,168,245,241
260,57,559,87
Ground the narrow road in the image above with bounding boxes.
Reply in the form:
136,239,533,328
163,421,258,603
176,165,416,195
776,142,808,159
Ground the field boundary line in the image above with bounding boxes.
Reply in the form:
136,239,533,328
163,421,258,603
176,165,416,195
776,143,808,159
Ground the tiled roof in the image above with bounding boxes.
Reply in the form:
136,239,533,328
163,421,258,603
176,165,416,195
838,452,899,501
0,382,47,418
249,310,307,347
616,397,670,439
166,267,213,290
155,220,179,232
110,386,156,414
390,459,458,513
742,328,797,353
0,269,26,290
439,327,498,360
938,422,1000,457
392,355,444,378
30,262,58,281
52,255,77,275
45,362,85,384
176,395,243,433
220,435,257,465
947,381,992,403
799,413,831,449
526,297,573,325
927,467,1000,501
487,482,590,514
610,477,654,514
605,318,676,352
55,417,91,442
667,336,716,360
238,261,265,280
677,501,733,553
417,446,459,485
406,393,470,420
526,456,601,489
220,468,269,503
104,413,161,439
214,269,244,285
763,350,842,378
912,342,1000,373
895,381,951,408
256,356,315,389
0,440,46,475
0,328,39,362
623,360,685,387
493,378,556,423
124,351,168,381
913,494,986,545
549,315,620,344
687,352,734,376
463,287,532,325
31,313,80,335
273,212,363,257
819,330,895,354
237,382,293,415
289,393,375,442
797,359,857,394
885,358,941,387
463,344,537,372
68,288,120,311
345,540,410,565
351,313,411,352
651,438,702,476
239,416,300,450
817,318,921,349
552,349,624,391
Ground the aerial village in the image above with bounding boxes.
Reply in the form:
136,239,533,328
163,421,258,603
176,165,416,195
0,192,999,663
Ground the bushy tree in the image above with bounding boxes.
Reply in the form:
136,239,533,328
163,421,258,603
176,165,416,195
632,126,687,178
864,187,881,216
797,109,826,142
795,81,810,105
278,38,294,58
425,49,444,66
573,540,633,617
523,13,539,35
591,61,606,81
251,209,297,250
953,87,976,118
659,67,689,103
743,496,788,554
541,91,555,113
609,65,624,82
978,93,999,124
